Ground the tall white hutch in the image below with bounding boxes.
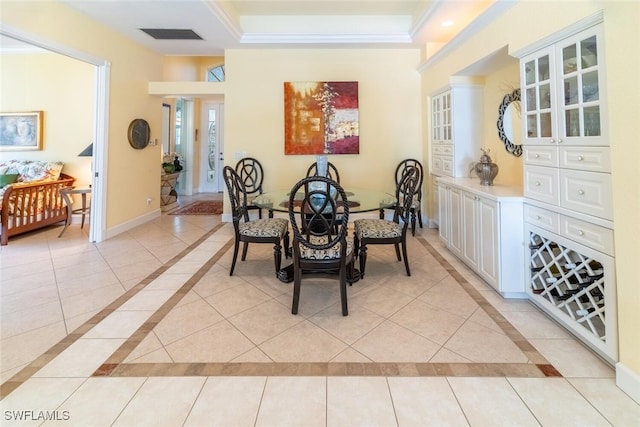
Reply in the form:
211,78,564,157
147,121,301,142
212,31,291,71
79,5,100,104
515,13,617,364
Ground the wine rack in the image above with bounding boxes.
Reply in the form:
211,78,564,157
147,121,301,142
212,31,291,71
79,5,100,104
526,229,617,363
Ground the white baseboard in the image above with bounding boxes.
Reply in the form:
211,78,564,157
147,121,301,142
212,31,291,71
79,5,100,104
616,362,640,404
104,209,161,240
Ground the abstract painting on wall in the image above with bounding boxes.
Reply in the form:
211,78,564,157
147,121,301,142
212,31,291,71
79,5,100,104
284,81,359,155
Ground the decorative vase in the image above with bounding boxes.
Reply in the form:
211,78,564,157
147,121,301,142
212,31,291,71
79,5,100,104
316,155,328,177
173,156,183,172
473,148,499,186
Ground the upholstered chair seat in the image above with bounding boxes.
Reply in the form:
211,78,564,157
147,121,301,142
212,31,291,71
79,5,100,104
239,218,288,238
297,235,354,260
354,219,402,239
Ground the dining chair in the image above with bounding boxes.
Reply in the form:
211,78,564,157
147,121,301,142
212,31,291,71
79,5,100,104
235,157,265,219
306,161,341,183
379,158,424,236
223,166,290,276
288,175,353,316
355,165,419,278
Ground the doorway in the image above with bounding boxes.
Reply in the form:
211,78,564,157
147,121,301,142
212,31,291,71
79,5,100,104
0,29,108,244
200,102,225,193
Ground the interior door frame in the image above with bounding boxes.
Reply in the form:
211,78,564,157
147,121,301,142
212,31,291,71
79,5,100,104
0,24,109,244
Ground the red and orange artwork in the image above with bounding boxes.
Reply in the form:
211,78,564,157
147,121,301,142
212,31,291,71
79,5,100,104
284,81,359,155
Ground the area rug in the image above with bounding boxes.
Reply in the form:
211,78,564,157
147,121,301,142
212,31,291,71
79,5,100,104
169,200,223,215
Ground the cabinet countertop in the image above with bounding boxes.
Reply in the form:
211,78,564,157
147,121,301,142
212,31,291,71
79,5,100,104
436,177,524,201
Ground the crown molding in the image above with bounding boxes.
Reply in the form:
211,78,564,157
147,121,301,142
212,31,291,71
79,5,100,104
240,32,412,45
417,0,515,73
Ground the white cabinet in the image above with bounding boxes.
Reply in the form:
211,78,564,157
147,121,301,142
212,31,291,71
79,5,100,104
518,19,617,363
521,24,611,221
448,185,463,259
521,25,607,147
437,177,525,298
430,82,483,177
436,181,449,243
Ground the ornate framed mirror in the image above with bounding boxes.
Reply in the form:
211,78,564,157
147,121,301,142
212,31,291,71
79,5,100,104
497,88,522,157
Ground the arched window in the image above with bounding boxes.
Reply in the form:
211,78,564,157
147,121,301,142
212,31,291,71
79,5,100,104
207,65,225,82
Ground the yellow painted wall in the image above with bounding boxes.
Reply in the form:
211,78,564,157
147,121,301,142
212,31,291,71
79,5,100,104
224,48,423,197
1,0,165,227
481,61,522,187
0,52,94,186
162,56,224,82
422,1,640,377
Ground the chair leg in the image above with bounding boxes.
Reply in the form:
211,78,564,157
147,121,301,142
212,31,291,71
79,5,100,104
358,245,367,278
273,243,283,274
411,208,416,236
401,239,411,276
353,235,360,259
394,242,402,261
291,266,302,314
284,231,291,258
340,269,348,316
258,208,263,219
417,208,423,229
379,208,385,220
241,241,249,261
229,240,240,276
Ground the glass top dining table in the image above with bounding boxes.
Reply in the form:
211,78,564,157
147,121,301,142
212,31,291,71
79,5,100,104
252,188,397,215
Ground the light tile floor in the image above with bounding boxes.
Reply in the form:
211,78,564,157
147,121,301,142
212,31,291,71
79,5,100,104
1,193,639,426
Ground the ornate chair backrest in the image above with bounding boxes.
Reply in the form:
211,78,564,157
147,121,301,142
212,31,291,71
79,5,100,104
395,158,423,202
394,166,419,227
235,157,264,197
288,176,349,256
223,166,249,224
306,162,341,183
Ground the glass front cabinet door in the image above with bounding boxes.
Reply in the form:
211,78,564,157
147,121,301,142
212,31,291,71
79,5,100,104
521,25,607,147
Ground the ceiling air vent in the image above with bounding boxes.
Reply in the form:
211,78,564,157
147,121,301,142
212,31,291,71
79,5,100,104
140,29,203,40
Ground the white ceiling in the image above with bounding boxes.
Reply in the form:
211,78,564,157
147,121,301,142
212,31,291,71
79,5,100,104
48,0,497,56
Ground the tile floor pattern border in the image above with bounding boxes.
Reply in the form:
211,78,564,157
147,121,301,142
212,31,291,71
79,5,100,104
1,230,562,399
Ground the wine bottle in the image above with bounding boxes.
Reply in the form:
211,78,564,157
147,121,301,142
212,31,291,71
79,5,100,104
529,241,559,250
576,304,604,316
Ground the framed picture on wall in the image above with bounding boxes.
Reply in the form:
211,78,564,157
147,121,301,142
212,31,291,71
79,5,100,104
284,82,359,155
0,111,43,151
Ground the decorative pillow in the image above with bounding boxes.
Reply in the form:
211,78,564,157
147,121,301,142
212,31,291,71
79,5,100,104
0,160,64,183
0,173,19,188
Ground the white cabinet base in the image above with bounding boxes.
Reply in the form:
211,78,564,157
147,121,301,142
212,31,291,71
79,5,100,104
437,177,526,299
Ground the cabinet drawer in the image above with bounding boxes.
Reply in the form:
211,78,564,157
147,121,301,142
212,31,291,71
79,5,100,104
442,145,454,155
442,157,454,175
524,204,560,233
524,146,558,167
432,156,444,174
433,145,445,155
560,215,614,255
524,166,559,205
560,146,611,173
560,170,613,220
